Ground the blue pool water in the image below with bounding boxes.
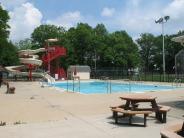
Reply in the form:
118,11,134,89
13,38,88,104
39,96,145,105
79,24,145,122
54,81,175,94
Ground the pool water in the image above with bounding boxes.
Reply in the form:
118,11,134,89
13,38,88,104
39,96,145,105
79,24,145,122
54,81,175,94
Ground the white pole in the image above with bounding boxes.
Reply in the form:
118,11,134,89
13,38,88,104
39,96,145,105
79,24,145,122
162,22,165,82
48,42,50,74
95,49,96,72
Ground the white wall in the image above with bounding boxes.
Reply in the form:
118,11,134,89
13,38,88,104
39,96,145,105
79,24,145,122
72,72,90,80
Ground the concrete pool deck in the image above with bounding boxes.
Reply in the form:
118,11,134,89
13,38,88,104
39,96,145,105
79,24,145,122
0,81,184,138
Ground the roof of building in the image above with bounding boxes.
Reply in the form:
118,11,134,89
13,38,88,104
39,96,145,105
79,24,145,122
67,65,91,72
172,35,184,45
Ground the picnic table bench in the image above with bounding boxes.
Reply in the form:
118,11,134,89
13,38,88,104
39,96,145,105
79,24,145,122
110,94,171,127
157,105,171,123
111,107,152,127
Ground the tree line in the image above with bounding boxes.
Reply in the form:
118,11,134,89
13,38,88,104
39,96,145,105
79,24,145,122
0,5,183,73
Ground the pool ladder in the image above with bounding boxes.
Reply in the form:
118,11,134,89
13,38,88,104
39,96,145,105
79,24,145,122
66,76,80,92
72,76,80,92
123,79,131,92
107,79,112,94
103,77,112,94
106,79,132,94
172,78,181,88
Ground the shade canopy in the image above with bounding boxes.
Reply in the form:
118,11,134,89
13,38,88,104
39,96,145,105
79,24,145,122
67,65,91,72
45,38,58,43
172,35,184,45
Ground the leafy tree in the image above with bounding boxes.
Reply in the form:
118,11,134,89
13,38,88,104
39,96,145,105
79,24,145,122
136,33,156,72
15,38,33,50
137,32,183,73
93,24,108,68
0,40,19,66
64,23,94,65
0,5,19,66
31,24,66,48
155,34,183,73
104,31,139,68
0,5,10,41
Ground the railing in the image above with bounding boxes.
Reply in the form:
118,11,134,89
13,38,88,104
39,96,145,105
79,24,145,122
91,69,180,83
42,46,66,63
104,78,132,94
172,78,182,87
72,76,80,92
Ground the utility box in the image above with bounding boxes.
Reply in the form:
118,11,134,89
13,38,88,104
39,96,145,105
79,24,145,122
67,65,91,80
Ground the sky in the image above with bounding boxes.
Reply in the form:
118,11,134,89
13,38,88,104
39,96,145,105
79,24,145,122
1,0,184,42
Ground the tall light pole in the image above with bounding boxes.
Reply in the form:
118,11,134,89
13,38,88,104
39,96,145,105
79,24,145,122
155,16,170,81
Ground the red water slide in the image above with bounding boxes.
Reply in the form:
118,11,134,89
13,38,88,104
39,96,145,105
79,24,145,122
42,46,67,79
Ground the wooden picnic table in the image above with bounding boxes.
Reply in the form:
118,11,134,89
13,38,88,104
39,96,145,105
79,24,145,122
120,94,159,111
111,94,171,125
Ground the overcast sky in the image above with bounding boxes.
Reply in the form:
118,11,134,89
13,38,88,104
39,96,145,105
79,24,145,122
1,0,184,42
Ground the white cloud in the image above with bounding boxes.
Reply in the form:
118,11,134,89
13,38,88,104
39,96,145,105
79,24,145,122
9,2,42,42
164,0,184,19
106,0,184,39
130,0,142,7
101,7,115,17
112,3,160,37
0,0,27,9
46,11,82,29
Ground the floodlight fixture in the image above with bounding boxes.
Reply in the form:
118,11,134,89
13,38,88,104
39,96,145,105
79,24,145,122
155,16,170,81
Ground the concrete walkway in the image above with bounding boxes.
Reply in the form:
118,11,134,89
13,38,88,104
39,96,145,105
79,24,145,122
0,81,184,138
0,114,182,138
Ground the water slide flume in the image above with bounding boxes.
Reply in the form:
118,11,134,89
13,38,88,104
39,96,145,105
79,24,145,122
5,48,46,79
5,43,66,82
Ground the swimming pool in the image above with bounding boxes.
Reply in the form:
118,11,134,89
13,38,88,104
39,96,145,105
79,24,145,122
54,81,176,94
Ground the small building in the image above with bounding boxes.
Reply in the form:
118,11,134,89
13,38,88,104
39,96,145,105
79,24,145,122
67,65,91,80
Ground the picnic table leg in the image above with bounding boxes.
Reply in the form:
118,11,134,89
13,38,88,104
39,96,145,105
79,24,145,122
156,112,163,122
162,112,167,123
129,115,132,125
124,100,130,110
114,111,118,124
151,99,159,109
155,111,161,120
144,114,147,127
177,122,184,136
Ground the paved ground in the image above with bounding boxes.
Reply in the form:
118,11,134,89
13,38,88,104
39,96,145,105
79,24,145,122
0,114,182,138
0,81,184,138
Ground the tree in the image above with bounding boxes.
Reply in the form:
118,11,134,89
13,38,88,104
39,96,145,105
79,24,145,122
64,23,94,65
31,24,66,48
137,32,183,73
0,4,10,41
0,40,19,66
155,34,183,73
136,33,156,72
93,24,108,68
0,5,19,66
103,31,139,68
15,38,33,50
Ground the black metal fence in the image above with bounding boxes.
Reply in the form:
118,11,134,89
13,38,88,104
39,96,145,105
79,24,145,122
91,68,182,82
2,67,184,83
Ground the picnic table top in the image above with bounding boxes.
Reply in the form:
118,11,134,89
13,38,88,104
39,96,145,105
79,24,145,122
120,94,157,101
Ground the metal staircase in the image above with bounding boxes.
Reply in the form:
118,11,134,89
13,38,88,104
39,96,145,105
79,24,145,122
42,46,67,79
